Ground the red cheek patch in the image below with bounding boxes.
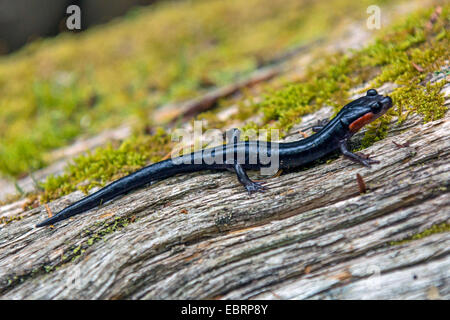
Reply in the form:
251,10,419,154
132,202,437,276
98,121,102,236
349,112,375,133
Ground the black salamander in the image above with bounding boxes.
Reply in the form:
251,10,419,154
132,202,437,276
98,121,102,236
36,89,392,227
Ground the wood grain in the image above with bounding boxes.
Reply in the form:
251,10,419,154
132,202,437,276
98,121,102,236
0,83,448,299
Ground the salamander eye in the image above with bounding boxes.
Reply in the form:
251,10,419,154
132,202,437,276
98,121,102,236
371,101,383,112
366,89,378,96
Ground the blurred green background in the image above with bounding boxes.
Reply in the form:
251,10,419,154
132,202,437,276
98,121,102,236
0,0,425,179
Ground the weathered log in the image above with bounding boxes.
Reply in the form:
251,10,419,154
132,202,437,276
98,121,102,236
0,82,448,299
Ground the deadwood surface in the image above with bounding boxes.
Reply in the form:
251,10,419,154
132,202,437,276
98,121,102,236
0,81,449,300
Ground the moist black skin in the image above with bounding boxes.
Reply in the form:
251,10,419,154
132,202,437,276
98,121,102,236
36,89,393,227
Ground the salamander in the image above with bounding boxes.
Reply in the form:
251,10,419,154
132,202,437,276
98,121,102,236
36,89,392,227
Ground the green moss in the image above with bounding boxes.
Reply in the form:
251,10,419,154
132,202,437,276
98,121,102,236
0,0,396,178
0,215,23,225
232,3,449,146
360,115,392,149
1,263,57,293
69,216,136,262
41,128,173,201
240,121,262,139
11,2,447,206
393,80,446,124
43,265,53,273
196,110,226,130
253,53,359,135
72,245,81,255
390,222,450,246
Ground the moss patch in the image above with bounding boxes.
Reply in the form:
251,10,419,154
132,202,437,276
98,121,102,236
389,222,450,246
41,128,172,202
0,215,23,225
0,215,136,294
68,216,137,262
0,0,395,178
232,4,449,144
22,3,450,205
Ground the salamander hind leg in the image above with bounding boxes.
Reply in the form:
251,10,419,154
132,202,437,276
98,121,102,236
233,163,267,195
226,128,268,195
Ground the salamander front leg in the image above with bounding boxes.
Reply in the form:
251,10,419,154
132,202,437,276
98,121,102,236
311,118,330,133
339,140,380,168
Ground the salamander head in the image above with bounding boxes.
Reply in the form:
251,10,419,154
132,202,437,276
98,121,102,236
339,89,393,134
